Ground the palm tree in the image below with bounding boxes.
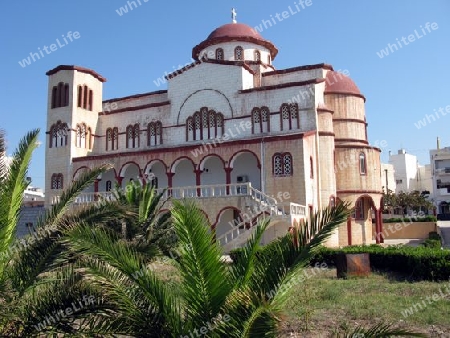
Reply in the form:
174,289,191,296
0,129,133,336
61,200,424,337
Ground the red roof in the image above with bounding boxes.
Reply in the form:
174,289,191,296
192,23,278,60
324,71,364,99
46,65,107,82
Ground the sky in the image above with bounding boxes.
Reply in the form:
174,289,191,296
1,0,449,189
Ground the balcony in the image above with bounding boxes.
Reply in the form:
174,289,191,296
435,168,450,176
437,187,450,196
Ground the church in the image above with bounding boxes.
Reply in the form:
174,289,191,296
44,13,384,249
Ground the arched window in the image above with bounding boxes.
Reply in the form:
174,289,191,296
329,196,336,207
234,46,243,61
51,173,63,190
83,85,88,109
75,123,88,148
216,48,224,60
49,121,68,148
267,55,271,64
186,109,224,141
77,86,83,108
254,50,261,62
252,107,270,134
353,198,364,219
273,152,293,177
310,156,314,178
64,84,69,107
105,180,112,192
87,127,92,149
113,127,118,150
58,82,64,108
359,152,367,175
51,82,70,109
88,90,93,111
126,124,139,148
280,103,299,131
148,121,162,146
106,128,112,151
51,87,57,109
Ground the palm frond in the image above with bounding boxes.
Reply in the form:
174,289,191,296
0,129,39,258
171,199,232,332
337,322,426,337
38,164,112,230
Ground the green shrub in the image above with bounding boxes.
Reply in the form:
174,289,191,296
422,239,442,249
382,215,437,223
310,245,450,281
429,231,441,241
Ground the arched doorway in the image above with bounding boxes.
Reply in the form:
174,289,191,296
229,151,261,192
144,160,168,191
199,155,226,197
119,162,142,188
171,157,196,198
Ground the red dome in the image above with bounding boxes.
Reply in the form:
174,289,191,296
324,71,364,99
207,23,264,40
192,23,278,60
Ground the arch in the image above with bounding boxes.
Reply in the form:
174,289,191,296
73,166,90,180
88,89,93,111
171,157,196,196
51,86,57,109
229,149,261,169
57,82,64,107
77,85,83,108
229,150,261,191
170,156,197,173
83,85,88,109
215,48,224,60
359,152,367,175
119,161,142,178
199,155,226,196
198,154,226,171
177,89,234,123
64,84,69,107
234,46,243,61
254,50,261,62
144,159,168,189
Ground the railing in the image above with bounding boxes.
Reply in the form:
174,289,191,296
217,220,252,247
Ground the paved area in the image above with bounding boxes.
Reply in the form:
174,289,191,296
437,221,450,248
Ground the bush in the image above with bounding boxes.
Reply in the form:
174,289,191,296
429,231,441,241
310,245,450,281
382,215,437,223
422,239,442,249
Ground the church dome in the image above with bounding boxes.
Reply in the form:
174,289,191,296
324,71,365,100
192,23,278,60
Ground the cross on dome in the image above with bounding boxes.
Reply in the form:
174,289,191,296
231,8,237,23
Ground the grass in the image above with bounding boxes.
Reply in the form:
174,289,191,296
280,268,450,337
151,262,450,337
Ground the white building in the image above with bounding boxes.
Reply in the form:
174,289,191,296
380,163,396,194
430,143,450,217
44,17,384,248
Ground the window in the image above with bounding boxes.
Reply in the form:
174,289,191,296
252,107,270,134
359,152,366,175
310,156,314,179
51,173,63,190
273,153,293,177
186,109,224,141
106,127,119,151
126,124,140,149
78,85,93,111
216,48,224,60
280,103,299,131
353,199,364,220
267,55,271,64
105,180,112,192
51,82,69,108
234,46,243,61
396,179,403,184
254,50,261,62
49,121,68,148
76,123,88,148
148,121,162,146
329,196,336,207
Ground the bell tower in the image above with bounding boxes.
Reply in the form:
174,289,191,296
44,65,106,206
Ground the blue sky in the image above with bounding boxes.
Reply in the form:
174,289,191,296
1,0,449,189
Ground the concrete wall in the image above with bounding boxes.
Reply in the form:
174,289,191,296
373,221,436,240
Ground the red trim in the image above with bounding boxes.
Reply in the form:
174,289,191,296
317,107,334,114
325,91,366,102
333,118,367,125
119,161,142,177
198,154,226,170
170,156,197,173
46,65,107,82
103,90,168,103
318,131,335,137
73,131,316,163
99,101,170,116
72,166,89,179
213,206,242,228
262,63,333,77
229,149,261,169
337,190,383,194
143,159,168,173
335,144,381,152
240,78,325,93
225,167,232,195
335,138,369,144
192,36,278,60
347,217,352,246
